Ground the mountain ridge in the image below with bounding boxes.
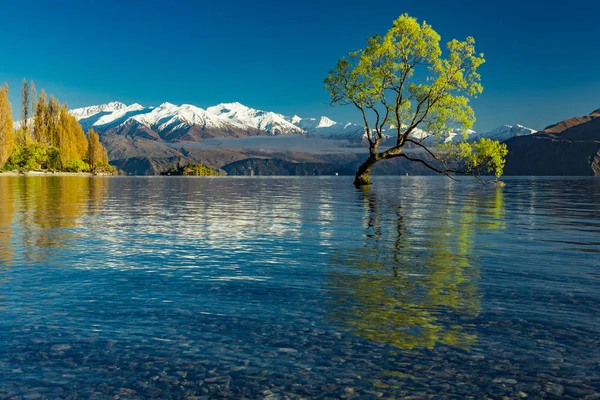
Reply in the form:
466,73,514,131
504,109,600,175
62,101,536,145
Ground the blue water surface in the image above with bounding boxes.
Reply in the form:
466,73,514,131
0,176,598,399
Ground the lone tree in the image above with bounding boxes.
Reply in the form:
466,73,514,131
325,14,507,186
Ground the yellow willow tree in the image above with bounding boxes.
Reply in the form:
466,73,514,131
73,116,88,160
0,83,15,168
57,105,90,169
57,105,75,166
87,128,102,169
325,14,507,186
33,89,48,144
47,95,61,147
19,78,31,146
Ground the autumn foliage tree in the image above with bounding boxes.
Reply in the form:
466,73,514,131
2,80,114,174
57,105,89,168
33,89,48,145
0,83,15,168
325,14,507,186
19,79,30,146
87,129,108,170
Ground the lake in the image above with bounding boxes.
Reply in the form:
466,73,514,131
0,176,598,399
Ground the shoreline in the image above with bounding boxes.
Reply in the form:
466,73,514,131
0,171,110,177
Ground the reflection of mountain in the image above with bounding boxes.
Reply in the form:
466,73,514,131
328,186,505,350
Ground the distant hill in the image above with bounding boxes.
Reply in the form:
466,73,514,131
111,156,190,176
222,158,354,176
504,109,600,176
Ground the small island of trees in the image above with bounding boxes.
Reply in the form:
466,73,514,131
0,79,115,175
162,163,222,176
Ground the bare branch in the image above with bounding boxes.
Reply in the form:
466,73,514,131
352,100,374,147
398,154,458,180
366,104,382,139
404,138,450,169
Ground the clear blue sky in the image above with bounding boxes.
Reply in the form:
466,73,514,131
1,0,599,131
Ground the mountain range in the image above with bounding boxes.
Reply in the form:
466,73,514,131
67,101,536,145
16,101,599,176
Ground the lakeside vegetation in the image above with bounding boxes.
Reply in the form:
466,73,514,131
161,163,222,176
0,79,115,175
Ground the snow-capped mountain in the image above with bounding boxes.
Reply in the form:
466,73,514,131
69,101,304,140
408,125,535,144
290,115,336,131
70,101,145,121
469,124,537,142
207,102,304,135
58,101,536,145
288,115,367,141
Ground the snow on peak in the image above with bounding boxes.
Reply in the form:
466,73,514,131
206,102,304,135
71,101,144,116
206,102,250,116
469,124,536,142
130,102,216,130
60,100,537,144
288,114,366,141
70,102,148,130
157,102,177,109
318,116,336,128
101,101,126,110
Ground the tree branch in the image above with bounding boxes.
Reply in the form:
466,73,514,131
352,100,374,148
398,154,458,180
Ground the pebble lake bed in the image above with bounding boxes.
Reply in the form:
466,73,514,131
0,176,599,399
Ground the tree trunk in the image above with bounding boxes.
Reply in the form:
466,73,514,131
354,155,379,186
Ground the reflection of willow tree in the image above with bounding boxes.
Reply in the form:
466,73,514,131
87,177,108,216
0,178,15,265
11,177,107,261
0,178,14,311
330,186,505,350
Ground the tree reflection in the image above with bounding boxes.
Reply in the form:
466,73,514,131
0,176,108,263
329,186,505,350
0,178,15,266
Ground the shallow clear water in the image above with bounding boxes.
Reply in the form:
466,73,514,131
0,176,598,399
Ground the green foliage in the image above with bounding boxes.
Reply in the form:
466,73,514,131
46,146,61,171
163,163,220,176
64,159,90,173
446,138,508,178
325,14,505,184
185,164,219,176
3,143,91,173
5,143,49,171
90,161,116,175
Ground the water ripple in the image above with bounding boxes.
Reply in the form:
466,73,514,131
0,175,598,398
